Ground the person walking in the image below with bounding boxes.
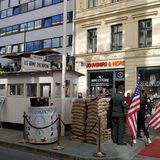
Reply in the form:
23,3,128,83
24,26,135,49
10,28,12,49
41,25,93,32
137,89,152,144
110,85,127,145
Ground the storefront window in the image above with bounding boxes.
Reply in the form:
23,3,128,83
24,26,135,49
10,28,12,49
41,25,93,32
88,69,124,96
138,67,160,99
0,84,5,90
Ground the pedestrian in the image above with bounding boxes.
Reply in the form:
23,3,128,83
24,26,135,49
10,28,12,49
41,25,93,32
125,92,132,106
137,89,152,144
110,85,127,145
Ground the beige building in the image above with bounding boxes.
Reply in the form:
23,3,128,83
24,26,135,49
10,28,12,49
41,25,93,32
74,0,160,99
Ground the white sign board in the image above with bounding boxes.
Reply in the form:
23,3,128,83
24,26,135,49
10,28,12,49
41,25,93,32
21,57,51,71
27,107,57,144
30,54,45,61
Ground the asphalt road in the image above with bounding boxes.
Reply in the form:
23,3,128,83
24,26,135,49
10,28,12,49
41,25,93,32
0,146,57,160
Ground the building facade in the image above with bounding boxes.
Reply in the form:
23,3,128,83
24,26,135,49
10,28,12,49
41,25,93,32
75,0,160,99
0,0,73,64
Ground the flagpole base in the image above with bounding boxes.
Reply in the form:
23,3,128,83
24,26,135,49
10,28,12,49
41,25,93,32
93,152,106,158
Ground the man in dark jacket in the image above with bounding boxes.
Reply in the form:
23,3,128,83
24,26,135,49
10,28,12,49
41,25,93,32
110,85,127,145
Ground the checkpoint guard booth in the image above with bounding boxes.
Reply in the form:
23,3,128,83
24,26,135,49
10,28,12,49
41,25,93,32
0,55,83,144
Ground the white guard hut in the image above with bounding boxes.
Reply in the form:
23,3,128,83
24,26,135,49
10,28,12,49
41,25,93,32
0,55,83,128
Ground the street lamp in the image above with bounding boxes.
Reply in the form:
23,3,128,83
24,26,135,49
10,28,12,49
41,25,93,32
61,0,67,136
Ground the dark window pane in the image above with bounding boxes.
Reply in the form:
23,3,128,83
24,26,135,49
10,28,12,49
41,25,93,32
13,6,21,15
44,17,52,27
52,14,63,25
26,42,34,51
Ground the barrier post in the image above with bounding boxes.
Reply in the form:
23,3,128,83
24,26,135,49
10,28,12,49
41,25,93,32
94,116,106,157
19,112,28,143
53,114,64,150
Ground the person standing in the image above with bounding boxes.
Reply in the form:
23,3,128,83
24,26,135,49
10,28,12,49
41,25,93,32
110,85,127,145
137,89,152,144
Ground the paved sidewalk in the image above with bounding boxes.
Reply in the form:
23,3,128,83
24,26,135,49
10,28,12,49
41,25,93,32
0,128,159,160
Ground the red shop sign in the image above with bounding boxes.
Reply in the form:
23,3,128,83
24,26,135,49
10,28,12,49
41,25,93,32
87,60,125,68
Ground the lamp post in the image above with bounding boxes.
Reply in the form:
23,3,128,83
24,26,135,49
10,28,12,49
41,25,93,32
61,0,67,136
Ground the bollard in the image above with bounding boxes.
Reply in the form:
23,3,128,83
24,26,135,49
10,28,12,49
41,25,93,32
53,114,64,150
19,112,28,143
93,116,106,158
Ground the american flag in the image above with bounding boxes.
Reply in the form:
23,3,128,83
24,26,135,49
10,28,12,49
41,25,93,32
149,103,160,130
126,79,141,139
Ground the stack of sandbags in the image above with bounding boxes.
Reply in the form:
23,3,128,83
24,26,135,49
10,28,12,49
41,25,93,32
71,99,86,143
85,97,111,145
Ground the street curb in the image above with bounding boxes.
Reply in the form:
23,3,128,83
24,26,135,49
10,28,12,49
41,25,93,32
0,140,109,160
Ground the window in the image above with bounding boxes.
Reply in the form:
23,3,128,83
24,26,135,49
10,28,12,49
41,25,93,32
55,82,61,98
20,3,28,13
67,35,72,46
28,1,35,11
12,25,19,33
43,39,52,48
26,42,34,51
112,0,121,2
44,0,52,6
20,23,27,31
35,0,43,9
33,41,42,50
139,19,152,48
27,21,34,30
53,0,63,4
0,28,6,36
40,83,51,97
8,84,24,96
88,0,98,8
67,11,73,23
7,8,13,17
87,28,97,53
52,37,63,48
27,84,37,97
0,84,5,90
44,17,52,27
1,10,7,19
6,26,12,34
52,14,63,25
13,6,21,15
0,47,5,54
111,24,122,51
35,20,42,29
12,45,19,53
73,84,77,97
